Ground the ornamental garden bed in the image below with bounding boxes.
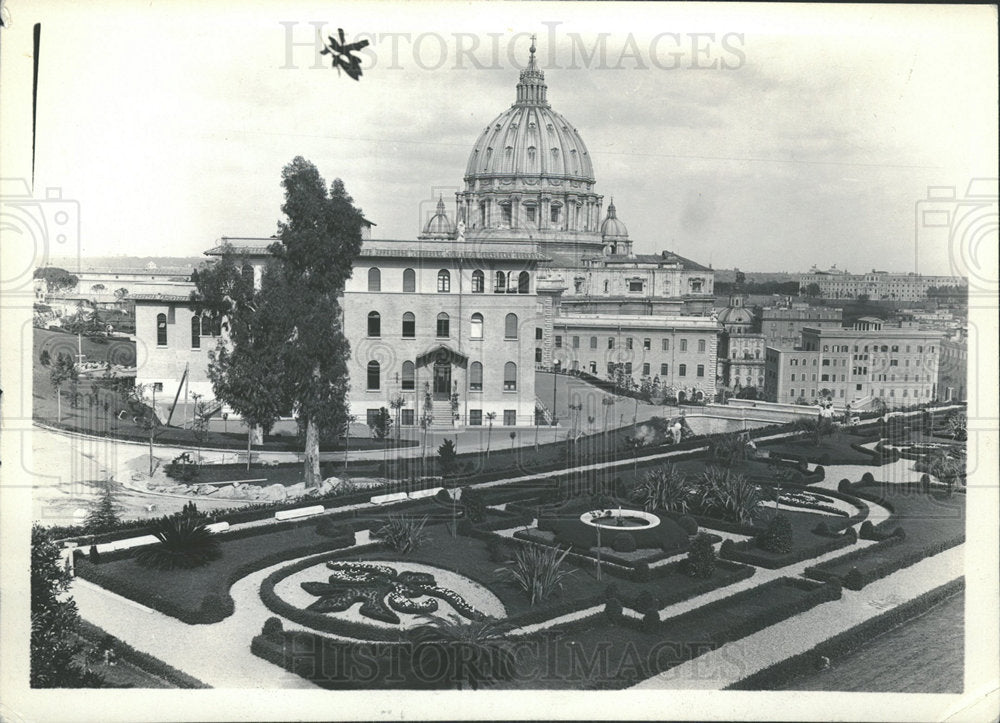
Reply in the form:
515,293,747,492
74,520,361,623
803,481,964,590
760,433,882,466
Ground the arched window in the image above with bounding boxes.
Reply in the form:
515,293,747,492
402,312,415,338
504,313,518,339
402,268,416,293
504,362,517,391
472,269,485,293
471,313,484,339
495,271,506,292
156,313,167,346
469,362,483,391
518,271,530,294
436,312,450,338
437,269,451,293
191,315,201,349
210,314,222,336
367,311,381,337
368,268,381,292
401,361,415,391
367,361,380,390
241,263,254,285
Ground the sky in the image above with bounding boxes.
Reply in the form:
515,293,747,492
3,1,997,276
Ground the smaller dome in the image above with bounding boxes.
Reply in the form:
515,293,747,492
718,305,754,326
601,199,629,241
420,196,456,239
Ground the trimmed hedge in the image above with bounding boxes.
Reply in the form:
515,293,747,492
77,620,210,688
75,533,360,624
727,578,965,690
720,529,856,569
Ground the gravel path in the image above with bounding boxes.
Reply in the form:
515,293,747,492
631,544,964,689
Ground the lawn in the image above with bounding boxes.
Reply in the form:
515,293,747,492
76,620,208,688
760,431,880,466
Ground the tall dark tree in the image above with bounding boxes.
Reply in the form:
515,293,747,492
193,248,287,468
84,478,122,533
193,158,363,487
268,159,364,487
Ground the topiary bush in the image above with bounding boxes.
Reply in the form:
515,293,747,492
859,520,876,540
611,532,637,553
262,616,284,639
755,515,793,553
486,537,515,564
843,567,864,590
838,478,853,494
676,515,699,536
719,538,735,559
604,597,623,620
812,522,831,537
892,526,906,540
843,526,858,543
88,545,100,563
813,466,825,482
633,560,651,581
684,533,717,578
861,472,875,485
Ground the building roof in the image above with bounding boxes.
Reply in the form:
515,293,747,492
204,238,548,262
554,313,720,331
594,250,712,272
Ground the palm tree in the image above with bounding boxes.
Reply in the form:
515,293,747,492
484,412,496,460
408,618,516,690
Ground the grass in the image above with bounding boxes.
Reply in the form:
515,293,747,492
76,620,209,689
760,431,879,465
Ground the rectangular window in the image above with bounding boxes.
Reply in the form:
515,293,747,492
590,336,598,349
628,279,643,292
791,373,796,381
526,206,536,222
535,348,542,363
662,339,670,351
469,409,482,426
679,364,687,377
437,317,449,337
401,409,415,426
643,338,651,351
550,205,560,223
625,362,633,375
626,337,633,350
503,410,516,426
366,409,380,427
697,364,705,377
642,362,650,376
535,327,543,340
572,336,580,349
680,339,688,352
555,335,562,348
697,339,706,353
821,374,829,382
660,363,669,376
608,337,615,349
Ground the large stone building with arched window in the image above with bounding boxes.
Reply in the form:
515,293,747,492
133,40,719,426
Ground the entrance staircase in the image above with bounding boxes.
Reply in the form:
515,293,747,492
430,399,454,427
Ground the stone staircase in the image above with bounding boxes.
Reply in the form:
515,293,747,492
430,400,454,427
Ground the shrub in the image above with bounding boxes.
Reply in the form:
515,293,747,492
684,533,717,579
434,488,452,504
843,526,858,543
134,516,221,570
861,472,875,485
461,489,486,524
812,522,830,537
676,515,699,536
633,560,651,581
920,474,932,493
262,616,284,639
375,515,429,554
496,544,574,606
486,537,515,564
838,479,853,494
604,598,623,620
859,520,876,540
164,452,199,482
630,465,691,513
813,466,825,482
601,583,620,602
611,532,637,553
693,467,762,524
892,526,907,540
755,515,793,554
819,453,832,466
88,545,100,563
843,567,864,590
642,610,660,631
719,539,735,558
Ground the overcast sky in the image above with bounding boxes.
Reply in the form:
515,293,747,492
5,1,997,275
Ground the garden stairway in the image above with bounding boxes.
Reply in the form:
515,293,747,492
431,401,454,428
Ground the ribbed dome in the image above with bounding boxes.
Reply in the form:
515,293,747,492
464,41,594,183
421,196,455,239
600,199,628,240
717,305,754,326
